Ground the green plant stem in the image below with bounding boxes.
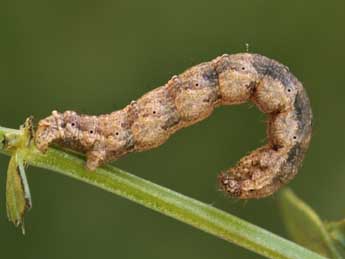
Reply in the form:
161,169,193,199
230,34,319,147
0,126,326,259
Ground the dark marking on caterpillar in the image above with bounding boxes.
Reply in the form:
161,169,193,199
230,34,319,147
202,68,218,85
252,54,294,87
34,53,312,199
286,143,302,164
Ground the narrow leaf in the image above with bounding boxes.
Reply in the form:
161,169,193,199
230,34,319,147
6,153,31,234
0,130,4,150
17,156,32,210
326,220,345,254
278,188,343,258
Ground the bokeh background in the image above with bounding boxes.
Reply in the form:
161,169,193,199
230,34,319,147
1,0,344,258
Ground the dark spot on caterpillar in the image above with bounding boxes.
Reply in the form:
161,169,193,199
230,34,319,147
272,144,282,151
247,81,257,93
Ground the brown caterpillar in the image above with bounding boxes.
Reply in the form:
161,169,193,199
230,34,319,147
35,53,312,199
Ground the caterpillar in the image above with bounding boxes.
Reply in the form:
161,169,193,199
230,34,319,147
35,53,312,199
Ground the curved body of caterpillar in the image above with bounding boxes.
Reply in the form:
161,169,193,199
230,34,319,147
35,53,312,199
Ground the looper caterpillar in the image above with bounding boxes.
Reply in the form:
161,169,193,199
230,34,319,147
35,53,312,199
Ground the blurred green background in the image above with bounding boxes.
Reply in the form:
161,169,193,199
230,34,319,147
1,0,344,258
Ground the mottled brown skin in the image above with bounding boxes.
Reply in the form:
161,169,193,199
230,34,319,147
35,53,312,199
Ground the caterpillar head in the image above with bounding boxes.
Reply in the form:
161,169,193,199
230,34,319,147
218,146,287,199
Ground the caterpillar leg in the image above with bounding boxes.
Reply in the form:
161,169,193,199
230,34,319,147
86,149,107,170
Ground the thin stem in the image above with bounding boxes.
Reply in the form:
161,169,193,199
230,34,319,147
0,126,326,259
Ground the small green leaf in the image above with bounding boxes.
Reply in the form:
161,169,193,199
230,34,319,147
326,220,345,253
21,116,34,147
0,131,4,150
278,188,343,258
2,118,34,234
6,153,32,234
